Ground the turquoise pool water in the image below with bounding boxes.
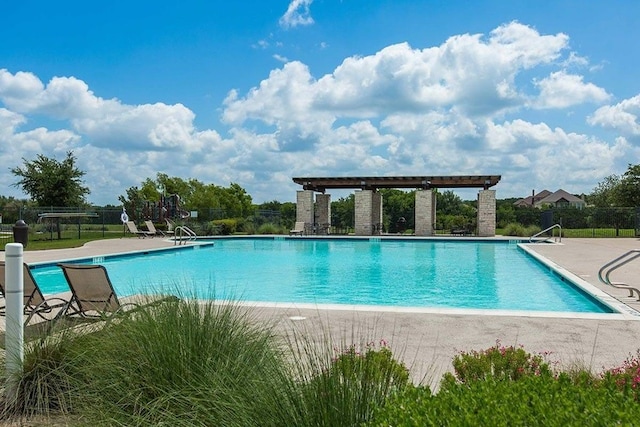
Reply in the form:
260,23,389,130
31,238,611,313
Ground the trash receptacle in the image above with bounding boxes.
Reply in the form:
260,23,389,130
12,220,28,248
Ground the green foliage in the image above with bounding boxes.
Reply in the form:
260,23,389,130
602,350,640,401
496,203,516,228
436,190,465,215
68,299,299,426
502,223,540,237
443,342,553,386
119,174,254,221
2,330,77,418
589,164,640,207
617,164,640,207
11,151,90,207
297,341,410,427
379,189,415,232
211,218,238,234
332,195,355,228
257,223,283,234
372,373,640,426
589,174,621,207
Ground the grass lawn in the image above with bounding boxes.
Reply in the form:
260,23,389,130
24,230,134,251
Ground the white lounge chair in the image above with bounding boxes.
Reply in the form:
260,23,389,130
289,222,305,236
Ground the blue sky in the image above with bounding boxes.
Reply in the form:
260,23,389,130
1,0,639,205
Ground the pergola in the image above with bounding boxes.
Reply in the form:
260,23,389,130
292,175,501,237
292,175,501,192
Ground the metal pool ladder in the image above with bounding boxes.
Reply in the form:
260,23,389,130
529,224,562,243
598,249,640,300
174,226,197,245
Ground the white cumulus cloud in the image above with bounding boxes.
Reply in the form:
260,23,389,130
588,95,640,142
534,71,610,109
279,0,314,29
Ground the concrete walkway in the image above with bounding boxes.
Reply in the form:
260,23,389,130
2,236,640,389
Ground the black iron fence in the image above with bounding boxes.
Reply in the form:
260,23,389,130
539,208,640,237
0,205,638,245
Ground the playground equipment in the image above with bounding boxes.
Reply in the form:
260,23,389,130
136,194,190,222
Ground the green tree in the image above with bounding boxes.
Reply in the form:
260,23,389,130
332,195,355,228
590,164,640,207
616,164,640,207
118,186,145,219
380,189,415,232
118,175,254,221
436,190,465,215
11,151,89,206
589,174,621,207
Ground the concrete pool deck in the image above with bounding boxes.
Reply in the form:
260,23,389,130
2,236,640,387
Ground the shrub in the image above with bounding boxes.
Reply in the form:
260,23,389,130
502,222,526,236
372,373,640,426
211,218,238,235
602,350,640,400
525,224,541,236
294,340,410,427
442,341,553,387
257,223,282,234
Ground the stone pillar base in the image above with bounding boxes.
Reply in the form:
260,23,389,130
477,190,496,237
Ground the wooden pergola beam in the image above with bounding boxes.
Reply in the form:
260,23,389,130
292,175,501,192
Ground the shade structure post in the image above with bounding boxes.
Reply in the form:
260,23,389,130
4,243,24,401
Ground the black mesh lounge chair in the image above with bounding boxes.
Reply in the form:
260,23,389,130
58,264,125,318
0,261,69,325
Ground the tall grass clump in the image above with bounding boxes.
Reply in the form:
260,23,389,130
257,223,283,234
285,326,411,427
67,298,300,426
1,327,78,419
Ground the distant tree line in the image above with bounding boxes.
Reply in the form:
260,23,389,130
2,152,639,233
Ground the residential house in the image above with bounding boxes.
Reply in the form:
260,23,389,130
514,189,586,209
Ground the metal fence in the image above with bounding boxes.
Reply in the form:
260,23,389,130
536,207,638,238
0,205,298,244
0,205,638,246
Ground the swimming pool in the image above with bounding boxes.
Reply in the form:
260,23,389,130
30,238,613,314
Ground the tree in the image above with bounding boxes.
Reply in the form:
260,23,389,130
331,195,355,228
11,151,89,206
617,164,640,207
118,175,254,221
589,174,621,207
589,164,640,207
379,189,415,232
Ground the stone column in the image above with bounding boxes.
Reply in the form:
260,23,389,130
477,189,496,237
296,190,315,231
354,190,374,236
415,189,436,236
315,193,331,235
372,191,383,235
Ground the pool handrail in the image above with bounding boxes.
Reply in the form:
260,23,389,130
529,224,562,243
597,249,640,300
174,225,197,245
